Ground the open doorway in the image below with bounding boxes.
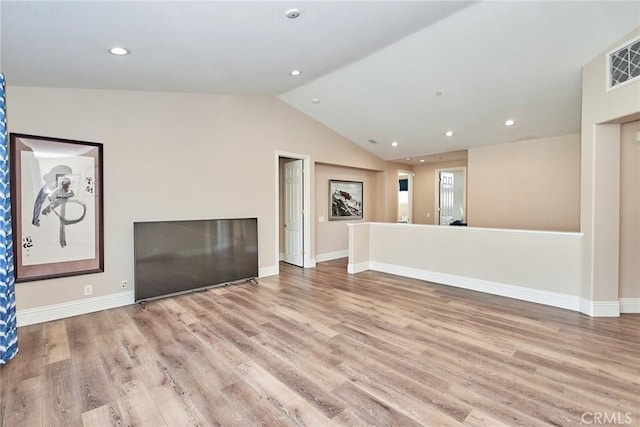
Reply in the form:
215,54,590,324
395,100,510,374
398,170,413,223
435,167,466,225
276,152,312,273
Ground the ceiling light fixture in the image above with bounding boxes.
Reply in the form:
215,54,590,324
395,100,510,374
109,47,130,56
285,8,301,19
420,159,426,163
445,130,454,137
391,141,399,147
311,98,320,104
290,70,301,76
504,119,516,126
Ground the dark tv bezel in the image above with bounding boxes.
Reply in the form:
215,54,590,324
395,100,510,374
133,217,258,303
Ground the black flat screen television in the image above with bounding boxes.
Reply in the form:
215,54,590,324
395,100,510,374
134,218,258,302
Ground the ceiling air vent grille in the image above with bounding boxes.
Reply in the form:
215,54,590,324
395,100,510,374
608,38,640,89
367,139,380,144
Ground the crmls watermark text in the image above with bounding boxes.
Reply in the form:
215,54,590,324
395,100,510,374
581,412,633,425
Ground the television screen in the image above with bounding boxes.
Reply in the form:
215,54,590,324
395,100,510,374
134,218,258,302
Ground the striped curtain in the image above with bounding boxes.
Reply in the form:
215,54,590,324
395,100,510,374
0,73,18,364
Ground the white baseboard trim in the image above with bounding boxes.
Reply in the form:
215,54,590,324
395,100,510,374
259,265,279,278
579,298,621,317
369,262,583,313
18,263,628,327
316,250,348,263
264,259,315,274
620,298,640,313
348,261,370,274
359,261,620,317
17,291,135,327
17,264,284,326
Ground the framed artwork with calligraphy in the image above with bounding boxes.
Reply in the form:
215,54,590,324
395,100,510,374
10,133,104,282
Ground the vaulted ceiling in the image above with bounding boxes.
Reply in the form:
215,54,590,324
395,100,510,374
2,1,638,163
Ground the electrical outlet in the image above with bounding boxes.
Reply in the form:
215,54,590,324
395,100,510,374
84,285,93,296
121,280,128,289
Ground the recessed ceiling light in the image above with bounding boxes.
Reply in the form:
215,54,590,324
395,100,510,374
290,70,301,76
391,141,399,147
420,159,426,163
504,119,516,126
285,8,300,19
445,130,455,137
311,98,320,104
109,47,130,56
406,158,411,161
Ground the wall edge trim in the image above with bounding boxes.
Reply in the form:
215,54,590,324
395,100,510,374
579,298,621,317
316,250,349,263
619,298,640,313
358,261,618,317
259,265,279,278
17,291,135,327
348,261,370,274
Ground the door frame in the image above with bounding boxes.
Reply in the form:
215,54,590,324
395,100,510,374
397,169,414,223
275,151,313,274
434,166,467,225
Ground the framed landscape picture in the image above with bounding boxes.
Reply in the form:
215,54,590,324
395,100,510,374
329,180,363,221
10,133,104,282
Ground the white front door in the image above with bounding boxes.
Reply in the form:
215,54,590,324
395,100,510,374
284,159,304,267
439,171,454,225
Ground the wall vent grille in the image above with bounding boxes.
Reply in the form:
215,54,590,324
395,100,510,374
608,38,640,89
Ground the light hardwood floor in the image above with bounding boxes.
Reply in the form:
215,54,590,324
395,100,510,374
1,259,639,426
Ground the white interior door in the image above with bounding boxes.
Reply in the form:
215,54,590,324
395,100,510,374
284,159,304,267
439,171,454,225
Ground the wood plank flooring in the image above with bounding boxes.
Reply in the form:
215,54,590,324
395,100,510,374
1,259,639,426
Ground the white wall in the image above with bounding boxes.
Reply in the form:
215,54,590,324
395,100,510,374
7,86,399,321
467,134,581,231
581,28,640,303
413,159,467,225
314,163,380,260
9,30,639,323
619,120,640,300
349,223,591,314
346,29,640,318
